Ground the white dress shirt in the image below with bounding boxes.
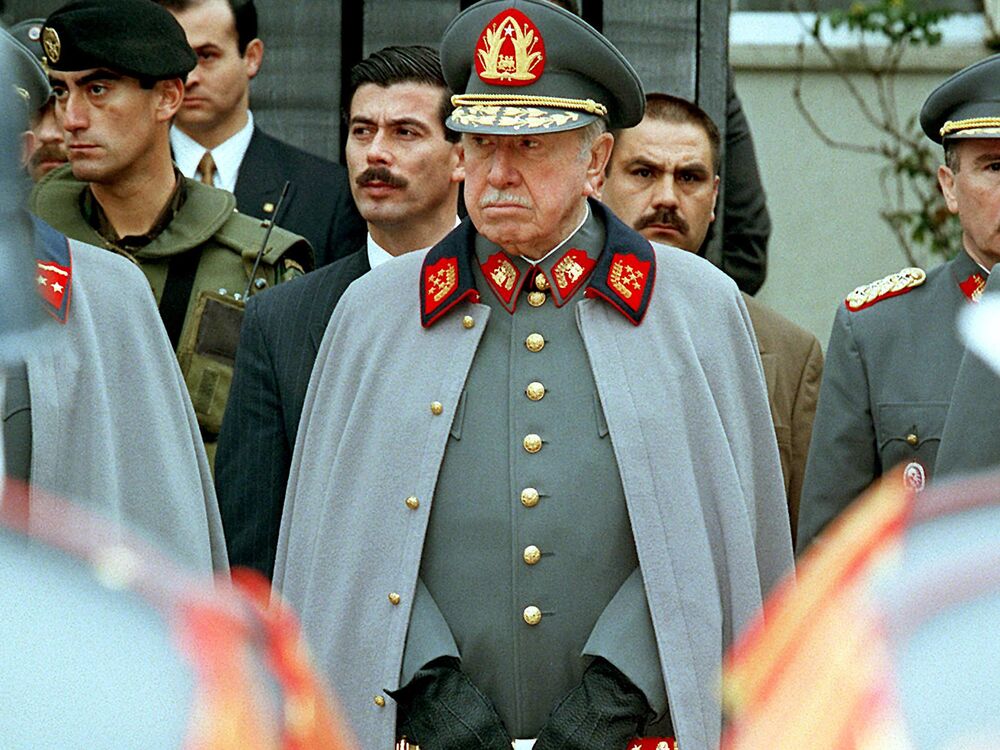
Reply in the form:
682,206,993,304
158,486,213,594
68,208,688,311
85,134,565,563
170,110,255,193
366,217,462,270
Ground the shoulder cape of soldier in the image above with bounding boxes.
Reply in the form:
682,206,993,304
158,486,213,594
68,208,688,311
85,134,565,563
214,210,314,272
844,267,927,312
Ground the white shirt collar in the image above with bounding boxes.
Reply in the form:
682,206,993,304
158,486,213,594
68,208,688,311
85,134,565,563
366,217,461,269
170,110,255,193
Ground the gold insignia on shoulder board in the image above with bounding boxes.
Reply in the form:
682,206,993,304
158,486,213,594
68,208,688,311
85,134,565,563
42,27,61,64
845,267,926,312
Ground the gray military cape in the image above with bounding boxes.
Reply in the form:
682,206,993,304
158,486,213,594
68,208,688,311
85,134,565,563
274,234,793,750
2,238,227,575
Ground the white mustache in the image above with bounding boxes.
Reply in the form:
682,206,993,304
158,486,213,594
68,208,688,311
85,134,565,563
478,189,532,209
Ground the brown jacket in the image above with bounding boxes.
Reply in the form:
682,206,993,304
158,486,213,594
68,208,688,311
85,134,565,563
744,294,824,545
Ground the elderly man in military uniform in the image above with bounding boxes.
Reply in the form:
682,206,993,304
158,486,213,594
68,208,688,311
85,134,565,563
598,93,823,545
27,0,312,463
273,3,792,750
797,54,1000,550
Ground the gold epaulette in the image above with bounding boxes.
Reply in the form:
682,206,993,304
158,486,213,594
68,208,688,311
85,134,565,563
844,267,926,312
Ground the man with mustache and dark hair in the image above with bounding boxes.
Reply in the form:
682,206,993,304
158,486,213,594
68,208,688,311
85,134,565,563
8,18,69,180
215,44,463,578
600,92,824,543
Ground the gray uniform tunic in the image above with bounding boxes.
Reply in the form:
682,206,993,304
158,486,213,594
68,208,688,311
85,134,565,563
935,265,999,478
414,211,661,735
797,250,982,549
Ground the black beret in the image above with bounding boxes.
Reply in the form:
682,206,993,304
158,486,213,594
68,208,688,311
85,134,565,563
441,0,644,134
1,24,51,113
920,54,1000,144
42,0,196,81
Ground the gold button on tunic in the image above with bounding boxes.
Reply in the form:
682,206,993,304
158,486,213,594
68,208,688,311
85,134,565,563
523,605,542,625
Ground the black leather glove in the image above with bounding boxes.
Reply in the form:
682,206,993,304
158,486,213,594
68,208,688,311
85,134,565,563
533,657,654,750
389,657,511,750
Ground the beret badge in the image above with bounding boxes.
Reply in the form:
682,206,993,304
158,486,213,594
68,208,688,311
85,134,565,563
42,26,60,64
475,8,545,86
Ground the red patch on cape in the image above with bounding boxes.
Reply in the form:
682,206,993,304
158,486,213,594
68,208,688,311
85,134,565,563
424,257,459,316
606,253,651,313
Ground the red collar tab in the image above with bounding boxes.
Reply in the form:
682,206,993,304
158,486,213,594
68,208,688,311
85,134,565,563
481,250,524,311
549,247,596,305
32,217,73,324
960,272,986,303
420,222,480,328
626,739,676,750
475,8,546,87
582,201,657,326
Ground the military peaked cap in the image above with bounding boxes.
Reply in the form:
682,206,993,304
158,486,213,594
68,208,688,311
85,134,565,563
1,24,51,112
42,0,196,81
441,0,644,134
920,54,1000,143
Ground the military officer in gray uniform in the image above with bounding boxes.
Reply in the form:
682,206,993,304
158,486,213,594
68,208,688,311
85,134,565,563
928,56,1000,480
27,0,312,463
797,54,1000,550
273,3,792,750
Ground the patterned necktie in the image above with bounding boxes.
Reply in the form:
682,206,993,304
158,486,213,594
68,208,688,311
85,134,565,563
197,151,216,186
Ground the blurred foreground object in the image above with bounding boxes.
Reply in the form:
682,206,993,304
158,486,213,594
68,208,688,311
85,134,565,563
723,466,1000,749
0,482,354,750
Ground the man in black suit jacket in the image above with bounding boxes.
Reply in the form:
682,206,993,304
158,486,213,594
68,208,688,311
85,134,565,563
215,45,464,576
160,0,366,267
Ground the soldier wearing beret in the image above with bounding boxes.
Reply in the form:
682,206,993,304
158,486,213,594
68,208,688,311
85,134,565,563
8,18,68,180
797,54,1000,550
273,2,792,749
27,0,312,464
1,25,225,573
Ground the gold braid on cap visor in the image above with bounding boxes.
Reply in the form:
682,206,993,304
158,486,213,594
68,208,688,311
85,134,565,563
940,116,1000,138
451,93,608,116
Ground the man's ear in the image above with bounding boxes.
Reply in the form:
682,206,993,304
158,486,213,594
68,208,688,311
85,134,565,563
710,174,720,222
938,164,959,214
244,38,264,80
450,141,465,184
21,130,37,168
155,79,185,122
583,131,614,198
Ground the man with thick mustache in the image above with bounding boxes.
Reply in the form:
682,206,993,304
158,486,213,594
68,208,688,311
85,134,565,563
9,18,69,180
273,3,792,749
599,93,823,543
215,45,463,578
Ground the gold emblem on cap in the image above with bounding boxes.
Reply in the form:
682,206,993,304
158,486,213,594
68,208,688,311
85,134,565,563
42,27,61,64
478,13,543,82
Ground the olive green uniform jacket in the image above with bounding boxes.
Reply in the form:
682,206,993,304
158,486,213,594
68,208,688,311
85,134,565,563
29,166,312,454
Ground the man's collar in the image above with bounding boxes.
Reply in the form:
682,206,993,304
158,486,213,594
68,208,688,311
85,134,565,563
170,110,255,192
475,203,603,312
81,170,187,252
419,199,656,328
368,217,462,270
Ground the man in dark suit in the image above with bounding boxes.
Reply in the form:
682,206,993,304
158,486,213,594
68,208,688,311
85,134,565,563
214,45,464,577
159,0,366,266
